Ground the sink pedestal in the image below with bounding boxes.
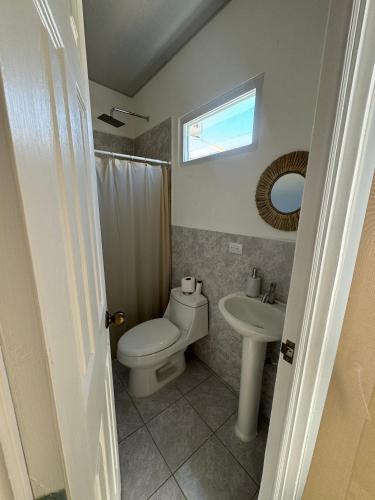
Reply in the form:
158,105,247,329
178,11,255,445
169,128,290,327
235,338,267,442
218,292,285,443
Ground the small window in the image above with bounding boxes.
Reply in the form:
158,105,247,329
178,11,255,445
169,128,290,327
181,75,263,165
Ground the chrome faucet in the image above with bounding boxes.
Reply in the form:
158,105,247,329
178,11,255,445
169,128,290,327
261,282,276,304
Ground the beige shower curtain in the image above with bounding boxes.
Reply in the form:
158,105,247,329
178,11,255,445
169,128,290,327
96,156,171,356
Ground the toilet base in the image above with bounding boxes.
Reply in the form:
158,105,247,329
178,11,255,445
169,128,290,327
128,350,186,398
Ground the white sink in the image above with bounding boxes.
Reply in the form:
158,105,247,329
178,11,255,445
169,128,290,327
219,292,285,442
218,293,285,342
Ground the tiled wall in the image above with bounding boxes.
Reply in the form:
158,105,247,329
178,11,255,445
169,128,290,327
93,130,134,155
134,119,171,161
93,118,171,161
172,225,295,419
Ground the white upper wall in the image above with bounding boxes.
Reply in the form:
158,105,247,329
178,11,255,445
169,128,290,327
134,0,329,241
89,80,136,139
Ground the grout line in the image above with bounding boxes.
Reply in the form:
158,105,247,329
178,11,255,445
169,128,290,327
145,475,172,500
123,392,173,473
218,438,261,488
212,432,261,488
181,369,238,407
178,371,211,396
215,409,237,431
214,409,237,435
117,422,145,446
181,370,212,396
144,395,214,475
117,423,177,500
145,412,214,473
191,354,240,397
174,478,188,500
177,355,211,393
172,431,214,474
182,392,235,433
144,425,175,475
210,373,239,396
137,392,184,424
114,371,176,482
179,394,213,431
214,417,264,487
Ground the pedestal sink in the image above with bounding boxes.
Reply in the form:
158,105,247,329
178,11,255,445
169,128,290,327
218,292,285,442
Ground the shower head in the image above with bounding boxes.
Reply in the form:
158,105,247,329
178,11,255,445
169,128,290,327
97,113,125,128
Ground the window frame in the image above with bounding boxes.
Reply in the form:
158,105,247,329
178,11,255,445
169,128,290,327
179,74,263,166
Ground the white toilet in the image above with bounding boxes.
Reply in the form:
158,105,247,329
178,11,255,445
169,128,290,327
117,287,208,398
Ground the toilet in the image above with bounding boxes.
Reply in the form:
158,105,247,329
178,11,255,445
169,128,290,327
117,287,208,398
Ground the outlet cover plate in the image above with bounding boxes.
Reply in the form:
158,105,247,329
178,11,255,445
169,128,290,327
229,242,243,255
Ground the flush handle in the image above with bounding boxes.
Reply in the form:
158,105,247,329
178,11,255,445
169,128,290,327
105,311,126,329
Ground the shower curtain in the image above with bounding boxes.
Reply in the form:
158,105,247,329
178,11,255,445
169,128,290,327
95,156,171,356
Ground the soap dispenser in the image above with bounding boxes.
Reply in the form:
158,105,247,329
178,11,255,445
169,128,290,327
246,267,261,298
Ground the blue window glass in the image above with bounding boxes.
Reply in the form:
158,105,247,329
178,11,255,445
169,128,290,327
183,89,256,162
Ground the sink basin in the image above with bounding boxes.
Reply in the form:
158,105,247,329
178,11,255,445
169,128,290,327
219,292,285,442
218,293,285,341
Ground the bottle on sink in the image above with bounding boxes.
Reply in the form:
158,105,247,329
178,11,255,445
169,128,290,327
246,267,262,298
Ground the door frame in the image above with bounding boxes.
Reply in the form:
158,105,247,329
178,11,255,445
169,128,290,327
261,0,375,497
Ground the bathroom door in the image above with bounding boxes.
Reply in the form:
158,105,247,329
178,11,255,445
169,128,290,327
0,1,120,499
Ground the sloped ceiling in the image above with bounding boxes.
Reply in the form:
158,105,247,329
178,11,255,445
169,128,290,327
83,0,231,97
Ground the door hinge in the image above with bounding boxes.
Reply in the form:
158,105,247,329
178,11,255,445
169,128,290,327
281,340,295,364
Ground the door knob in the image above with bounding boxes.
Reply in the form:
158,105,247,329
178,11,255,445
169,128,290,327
105,311,126,329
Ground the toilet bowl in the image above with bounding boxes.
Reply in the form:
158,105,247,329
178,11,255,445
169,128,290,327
117,287,208,397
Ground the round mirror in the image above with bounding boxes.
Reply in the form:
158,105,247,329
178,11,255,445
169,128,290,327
255,151,308,231
270,173,304,214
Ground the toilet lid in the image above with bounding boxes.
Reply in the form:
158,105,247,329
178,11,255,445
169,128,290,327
118,318,180,357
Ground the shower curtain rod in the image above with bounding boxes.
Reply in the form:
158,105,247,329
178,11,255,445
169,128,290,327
94,149,171,166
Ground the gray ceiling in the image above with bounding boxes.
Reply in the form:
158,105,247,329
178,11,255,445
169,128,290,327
83,0,231,97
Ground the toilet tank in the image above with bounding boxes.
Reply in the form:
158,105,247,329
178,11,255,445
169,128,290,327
164,287,208,343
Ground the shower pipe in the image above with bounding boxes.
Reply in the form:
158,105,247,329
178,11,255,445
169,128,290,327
110,107,149,121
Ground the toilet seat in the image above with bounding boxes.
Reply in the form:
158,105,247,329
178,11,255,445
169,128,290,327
118,318,180,357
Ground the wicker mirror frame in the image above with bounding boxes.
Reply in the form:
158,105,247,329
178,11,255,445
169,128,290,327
256,151,308,231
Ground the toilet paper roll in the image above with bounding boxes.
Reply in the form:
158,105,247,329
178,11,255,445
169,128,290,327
181,276,195,294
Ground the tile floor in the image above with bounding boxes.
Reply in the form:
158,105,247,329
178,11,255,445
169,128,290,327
112,352,267,500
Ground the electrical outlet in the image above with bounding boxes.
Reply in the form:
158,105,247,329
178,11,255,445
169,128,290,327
229,242,243,255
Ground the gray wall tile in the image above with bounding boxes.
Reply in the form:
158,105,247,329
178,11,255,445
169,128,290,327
134,118,172,161
93,130,134,155
172,225,295,419
93,119,171,162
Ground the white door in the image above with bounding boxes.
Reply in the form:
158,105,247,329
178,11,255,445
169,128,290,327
0,1,120,499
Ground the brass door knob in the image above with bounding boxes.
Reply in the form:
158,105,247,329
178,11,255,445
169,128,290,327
105,311,126,329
